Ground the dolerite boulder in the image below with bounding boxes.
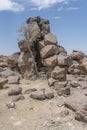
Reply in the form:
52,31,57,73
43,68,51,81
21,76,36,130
18,40,28,52
51,66,67,81
0,69,15,78
57,55,72,66
27,21,41,39
41,55,57,67
44,33,57,45
40,45,58,59
71,50,84,61
8,87,22,96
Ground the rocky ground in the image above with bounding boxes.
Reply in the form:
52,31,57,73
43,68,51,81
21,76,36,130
0,74,87,130
0,16,87,130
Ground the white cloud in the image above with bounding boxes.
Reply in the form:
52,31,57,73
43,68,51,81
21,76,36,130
67,6,80,10
0,0,24,12
53,16,61,19
30,0,70,10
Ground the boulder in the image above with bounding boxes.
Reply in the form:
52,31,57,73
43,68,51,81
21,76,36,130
51,66,66,81
57,55,72,66
18,40,28,52
38,40,45,50
70,81,81,88
56,87,70,96
8,87,22,96
12,95,25,102
24,88,37,94
30,90,46,100
39,18,50,36
0,78,8,89
0,62,8,68
41,55,57,67
54,81,68,88
40,45,58,59
65,92,87,112
26,16,40,24
75,110,87,123
45,89,54,99
27,21,41,39
8,76,20,84
44,33,57,45
71,50,84,61
0,69,15,78
48,77,57,87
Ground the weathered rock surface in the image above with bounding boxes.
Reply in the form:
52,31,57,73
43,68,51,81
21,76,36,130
40,45,58,59
0,69,15,78
51,66,66,81
12,95,25,102
7,76,20,84
8,87,22,96
41,55,57,67
0,78,8,89
30,90,46,100
44,33,57,45
71,50,84,61
65,92,87,112
30,89,54,100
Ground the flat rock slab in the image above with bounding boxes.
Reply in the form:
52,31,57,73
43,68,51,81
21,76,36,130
8,76,20,84
0,69,15,78
65,92,87,112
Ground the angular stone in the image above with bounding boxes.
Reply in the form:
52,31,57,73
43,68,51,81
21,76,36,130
8,76,20,84
45,89,54,99
30,90,46,100
12,95,25,102
44,33,57,45
0,62,8,68
48,77,57,87
56,87,70,96
0,78,8,89
26,16,40,24
40,45,58,59
42,55,57,67
24,88,37,94
57,55,72,66
54,81,67,88
8,87,22,96
51,66,66,81
38,40,45,50
70,81,81,88
27,22,41,39
75,110,87,123
65,92,87,112
71,50,84,61
18,40,28,52
0,69,15,78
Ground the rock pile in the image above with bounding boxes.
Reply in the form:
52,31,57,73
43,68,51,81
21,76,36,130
18,16,72,88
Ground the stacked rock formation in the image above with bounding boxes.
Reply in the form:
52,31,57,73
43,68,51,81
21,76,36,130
18,16,72,87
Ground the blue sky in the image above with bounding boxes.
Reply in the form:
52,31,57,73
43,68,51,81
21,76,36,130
0,0,87,55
